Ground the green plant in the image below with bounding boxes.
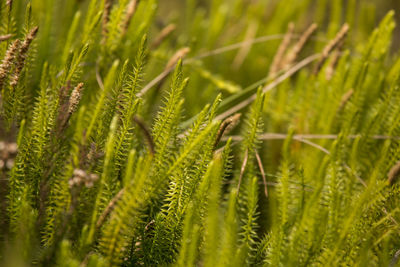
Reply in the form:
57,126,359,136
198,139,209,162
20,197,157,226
1,0,400,266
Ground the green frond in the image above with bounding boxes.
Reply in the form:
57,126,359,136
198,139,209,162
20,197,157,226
241,87,265,155
99,153,153,265
217,188,239,266
86,59,120,143
88,115,119,245
237,176,260,265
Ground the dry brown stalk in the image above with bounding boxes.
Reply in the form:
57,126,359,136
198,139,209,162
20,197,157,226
150,23,177,50
95,62,105,90
96,188,125,231
0,39,20,89
150,47,190,93
213,113,241,150
325,39,345,80
121,0,139,36
165,47,190,70
255,150,268,197
133,115,155,155
189,34,291,62
314,23,349,74
293,136,331,155
338,88,354,111
388,161,400,185
0,34,13,42
138,67,170,97
283,23,318,68
269,23,294,78
390,249,400,267
237,148,249,195
10,27,39,88
223,113,242,136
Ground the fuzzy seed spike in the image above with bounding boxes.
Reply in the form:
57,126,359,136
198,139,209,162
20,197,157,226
338,88,354,111
325,40,345,80
10,26,39,88
283,23,318,68
269,22,294,77
68,82,84,114
151,23,177,49
314,23,349,74
122,0,139,36
102,0,115,38
0,39,20,89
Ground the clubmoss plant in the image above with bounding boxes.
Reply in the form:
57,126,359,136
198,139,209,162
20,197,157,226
1,0,400,266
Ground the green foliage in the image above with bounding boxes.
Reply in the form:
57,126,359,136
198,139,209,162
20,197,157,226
1,0,400,266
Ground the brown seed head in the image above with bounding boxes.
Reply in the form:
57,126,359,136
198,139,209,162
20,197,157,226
0,39,20,88
151,24,176,49
338,88,354,111
68,82,84,114
122,0,139,36
325,39,345,80
314,24,349,74
10,27,39,88
102,0,115,38
6,0,12,9
269,23,294,78
283,23,318,68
